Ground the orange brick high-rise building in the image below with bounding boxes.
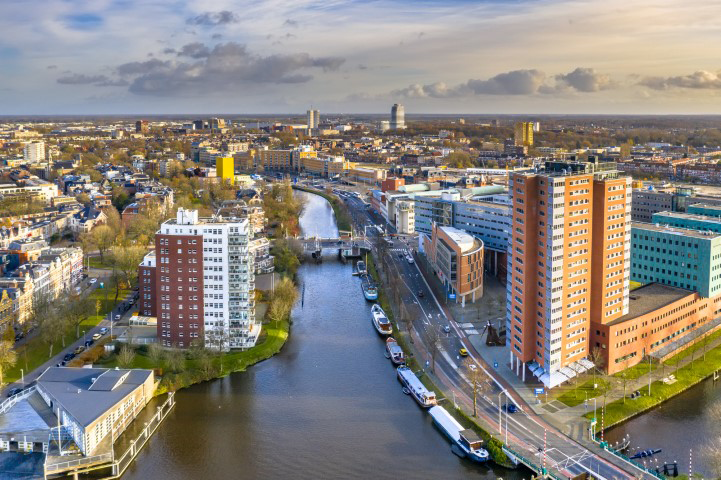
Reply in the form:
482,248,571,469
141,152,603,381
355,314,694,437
506,159,631,387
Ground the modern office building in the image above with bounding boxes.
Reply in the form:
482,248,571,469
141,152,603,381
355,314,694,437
423,224,484,305
23,141,45,164
630,222,721,298
394,200,415,234
216,156,234,185
630,187,695,222
138,209,259,351
687,203,721,218
513,122,534,147
390,103,406,130
507,160,631,387
301,155,346,178
256,146,317,172
307,109,319,131
135,120,149,134
651,211,721,235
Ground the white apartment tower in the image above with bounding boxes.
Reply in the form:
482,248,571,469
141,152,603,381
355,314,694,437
24,141,46,163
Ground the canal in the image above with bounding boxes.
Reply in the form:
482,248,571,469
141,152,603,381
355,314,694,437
605,375,721,478
122,190,523,479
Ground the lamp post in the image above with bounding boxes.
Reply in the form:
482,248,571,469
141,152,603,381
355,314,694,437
20,369,24,387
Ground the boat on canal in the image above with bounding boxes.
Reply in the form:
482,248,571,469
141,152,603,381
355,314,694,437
429,406,489,463
371,304,393,335
630,448,662,459
385,337,405,365
360,274,378,301
397,366,437,408
355,260,367,276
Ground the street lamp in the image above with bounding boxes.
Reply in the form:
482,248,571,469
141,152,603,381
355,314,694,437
20,369,24,387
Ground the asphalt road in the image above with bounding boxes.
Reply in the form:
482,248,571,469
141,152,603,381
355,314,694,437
341,193,650,480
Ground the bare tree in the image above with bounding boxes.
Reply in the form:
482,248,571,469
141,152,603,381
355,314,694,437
148,343,165,366
427,326,442,374
618,358,632,404
164,349,186,373
91,225,116,263
65,294,94,338
588,347,606,387
117,345,136,368
463,357,491,417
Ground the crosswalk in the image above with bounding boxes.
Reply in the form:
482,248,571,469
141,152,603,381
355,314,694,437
388,248,409,253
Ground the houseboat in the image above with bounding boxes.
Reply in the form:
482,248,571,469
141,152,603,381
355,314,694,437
429,406,489,462
397,366,437,408
371,304,393,336
385,337,405,365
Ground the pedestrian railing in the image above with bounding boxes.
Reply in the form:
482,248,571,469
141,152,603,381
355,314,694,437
592,434,665,480
0,385,36,415
502,445,565,480
45,452,112,474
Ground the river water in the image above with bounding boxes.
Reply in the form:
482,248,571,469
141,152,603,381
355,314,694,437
605,375,721,478
122,190,523,480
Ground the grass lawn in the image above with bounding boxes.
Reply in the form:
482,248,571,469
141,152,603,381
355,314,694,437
87,256,112,269
556,377,611,407
588,332,721,430
5,286,132,384
613,361,658,380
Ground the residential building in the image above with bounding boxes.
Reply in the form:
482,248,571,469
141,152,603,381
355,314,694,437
348,167,387,185
249,237,275,274
423,225,484,305
395,200,415,234
630,187,696,222
514,122,534,147
135,120,149,134
507,160,631,387
23,142,45,163
0,180,57,203
301,155,346,178
138,208,259,351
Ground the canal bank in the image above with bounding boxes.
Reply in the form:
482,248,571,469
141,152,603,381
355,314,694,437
120,190,523,480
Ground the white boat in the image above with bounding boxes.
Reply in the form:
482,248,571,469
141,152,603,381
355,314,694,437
356,260,367,275
371,304,393,336
385,337,405,365
429,406,489,462
397,366,437,408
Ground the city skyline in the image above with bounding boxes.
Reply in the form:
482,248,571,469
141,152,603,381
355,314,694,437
3,0,721,114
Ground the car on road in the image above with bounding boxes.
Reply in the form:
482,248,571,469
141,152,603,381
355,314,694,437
114,314,121,321
406,255,414,264
89,278,97,284
417,290,424,298
459,348,469,357
443,325,451,334
92,333,102,341
63,353,75,362
74,345,85,355
502,403,518,414
6,388,22,397
99,327,108,335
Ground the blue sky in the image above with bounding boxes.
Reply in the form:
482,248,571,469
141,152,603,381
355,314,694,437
2,0,721,114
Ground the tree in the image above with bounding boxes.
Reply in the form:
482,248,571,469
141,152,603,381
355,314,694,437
445,151,474,168
148,343,165,366
588,347,605,387
165,349,186,373
0,341,17,387
109,245,147,289
65,294,94,338
117,345,136,368
463,358,491,417
427,326,442,374
103,206,123,236
92,225,116,262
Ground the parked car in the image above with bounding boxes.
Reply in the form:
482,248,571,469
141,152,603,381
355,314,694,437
92,333,102,341
502,403,518,414
84,340,93,347
114,314,121,321
89,278,97,284
99,327,108,335
459,348,469,357
63,353,74,362
74,345,85,355
443,325,451,334
6,388,22,397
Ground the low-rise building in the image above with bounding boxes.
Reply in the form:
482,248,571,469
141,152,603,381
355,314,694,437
422,224,484,306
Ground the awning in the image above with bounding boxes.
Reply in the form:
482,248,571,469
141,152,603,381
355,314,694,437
539,371,568,388
560,366,578,380
578,358,595,370
531,365,545,377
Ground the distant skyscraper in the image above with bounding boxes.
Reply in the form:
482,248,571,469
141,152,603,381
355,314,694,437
307,109,319,130
391,103,406,130
136,120,149,134
23,141,45,163
514,121,534,146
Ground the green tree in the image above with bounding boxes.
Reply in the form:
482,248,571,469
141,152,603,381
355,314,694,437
0,341,17,387
445,151,474,168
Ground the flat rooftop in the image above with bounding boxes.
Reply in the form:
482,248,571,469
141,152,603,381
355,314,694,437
689,203,721,212
632,221,721,239
653,211,721,224
608,283,694,326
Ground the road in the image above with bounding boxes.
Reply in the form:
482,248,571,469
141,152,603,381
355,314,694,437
340,192,651,480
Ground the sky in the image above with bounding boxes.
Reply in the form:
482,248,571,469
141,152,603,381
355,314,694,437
3,0,721,115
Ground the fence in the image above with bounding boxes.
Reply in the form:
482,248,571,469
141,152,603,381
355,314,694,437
0,385,36,415
591,434,665,480
45,453,113,475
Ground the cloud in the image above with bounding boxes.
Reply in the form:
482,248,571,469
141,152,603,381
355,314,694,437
186,11,239,26
639,70,721,90
56,73,127,87
46,65,57,70
101,42,345,96
554,67,614,92
177,42,210,59
393,68,618,98
211,33,223,40
284,19,298,28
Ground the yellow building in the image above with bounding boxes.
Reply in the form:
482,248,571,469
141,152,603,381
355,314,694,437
216,156,235,185
256,147,317,172
301,155,348,177
514,122,534,147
